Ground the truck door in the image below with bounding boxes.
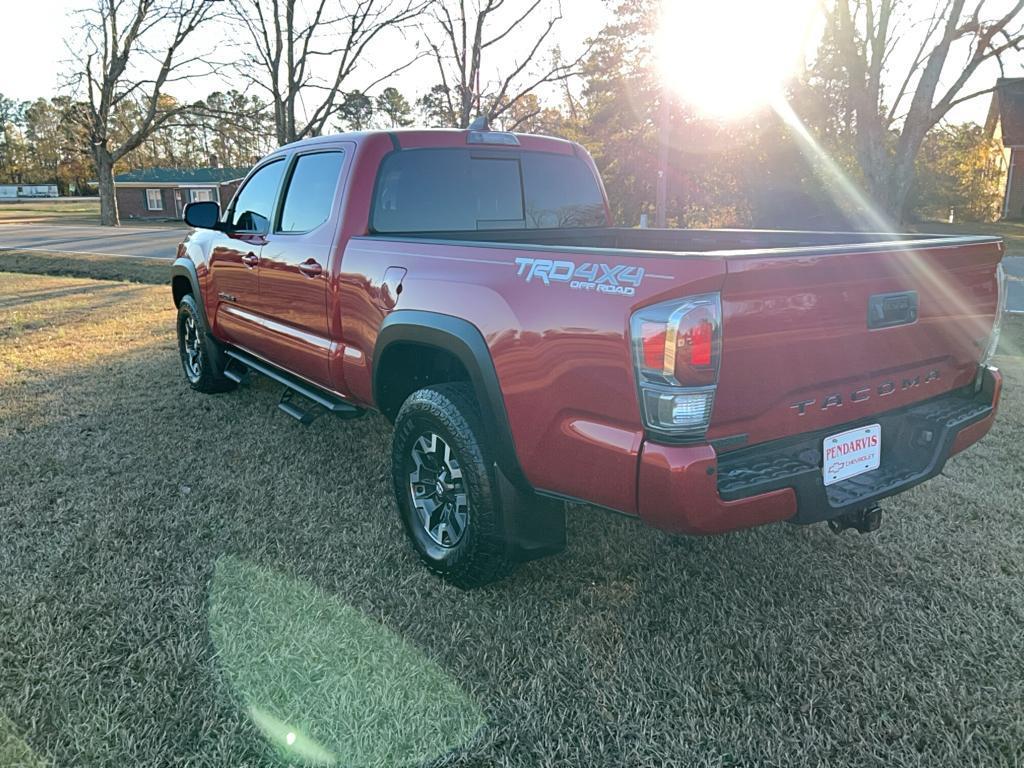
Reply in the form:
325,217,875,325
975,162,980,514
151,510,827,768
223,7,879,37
255,148,346,387
207,158,286,352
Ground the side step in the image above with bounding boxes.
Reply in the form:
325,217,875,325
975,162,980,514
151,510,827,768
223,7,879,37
222,358,249,385
278,389,316,425
223,348,363,422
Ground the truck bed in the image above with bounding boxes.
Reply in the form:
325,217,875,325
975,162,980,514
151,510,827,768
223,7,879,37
346,226,1003,502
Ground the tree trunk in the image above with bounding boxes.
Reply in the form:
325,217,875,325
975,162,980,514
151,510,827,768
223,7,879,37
859,128,928,225
95,149,120,227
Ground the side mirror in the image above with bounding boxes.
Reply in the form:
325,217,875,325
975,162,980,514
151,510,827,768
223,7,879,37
184,200,221,230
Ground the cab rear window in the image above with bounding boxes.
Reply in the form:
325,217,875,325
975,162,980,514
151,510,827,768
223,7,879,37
371,149,606,232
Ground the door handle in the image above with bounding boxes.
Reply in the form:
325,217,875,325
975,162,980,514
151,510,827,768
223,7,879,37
240,252,259,267
298,259,323,277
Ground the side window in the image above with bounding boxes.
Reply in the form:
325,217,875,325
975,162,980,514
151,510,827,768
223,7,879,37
230,159,285,233
278,151,345,233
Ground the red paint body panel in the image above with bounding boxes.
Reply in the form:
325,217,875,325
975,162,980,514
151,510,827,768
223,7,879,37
711,240,1004,448
178,128,1005,535
637,442,797,534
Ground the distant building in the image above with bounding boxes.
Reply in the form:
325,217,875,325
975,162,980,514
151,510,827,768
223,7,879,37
0,184,59,199
985,78,1024,219
113,167,250,220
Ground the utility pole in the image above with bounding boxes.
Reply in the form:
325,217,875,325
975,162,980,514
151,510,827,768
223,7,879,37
655,88,670,228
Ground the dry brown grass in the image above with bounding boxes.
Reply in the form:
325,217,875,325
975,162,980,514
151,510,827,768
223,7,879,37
0,271,1022,767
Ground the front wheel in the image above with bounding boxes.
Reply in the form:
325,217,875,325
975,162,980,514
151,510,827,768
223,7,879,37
176,294,235,394
391,383,514,588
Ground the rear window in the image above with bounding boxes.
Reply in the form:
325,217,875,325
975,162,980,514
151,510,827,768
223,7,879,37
371,149,606,233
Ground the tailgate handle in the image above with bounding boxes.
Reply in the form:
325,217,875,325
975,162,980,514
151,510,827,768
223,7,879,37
868,291,918,329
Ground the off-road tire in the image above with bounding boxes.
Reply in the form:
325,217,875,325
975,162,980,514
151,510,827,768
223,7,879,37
392,383,514,588
176,294,236,394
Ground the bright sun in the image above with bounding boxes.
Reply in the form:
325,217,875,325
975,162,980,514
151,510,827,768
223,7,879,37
657,0,820,118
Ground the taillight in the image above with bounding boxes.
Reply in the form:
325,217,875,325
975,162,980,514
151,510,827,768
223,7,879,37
630,294,722,438
983,263,1007,364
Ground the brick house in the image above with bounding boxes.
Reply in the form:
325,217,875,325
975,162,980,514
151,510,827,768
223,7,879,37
985,78,1024,219
113,167,250,221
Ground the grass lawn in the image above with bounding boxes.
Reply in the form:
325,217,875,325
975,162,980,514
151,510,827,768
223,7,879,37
0,199,180,227
0,199,100,225
0,270,1022,767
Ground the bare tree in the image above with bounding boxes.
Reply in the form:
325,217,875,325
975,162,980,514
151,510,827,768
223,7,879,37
424,0,588,129
69,0,217,226
827,0,1024,221
231,0,427,146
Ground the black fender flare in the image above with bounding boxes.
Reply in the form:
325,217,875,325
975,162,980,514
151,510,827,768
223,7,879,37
170,258,208,325
171,257,227,371
373,310,531,492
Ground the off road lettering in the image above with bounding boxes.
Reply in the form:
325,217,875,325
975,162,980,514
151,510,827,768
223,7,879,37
515,257,645,296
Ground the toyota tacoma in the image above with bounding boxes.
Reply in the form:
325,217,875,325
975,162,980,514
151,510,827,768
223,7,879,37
171,126,1006,587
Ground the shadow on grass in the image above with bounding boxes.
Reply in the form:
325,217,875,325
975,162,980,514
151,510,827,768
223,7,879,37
0,280,140,311
1,301,1023,766
0,250,170,285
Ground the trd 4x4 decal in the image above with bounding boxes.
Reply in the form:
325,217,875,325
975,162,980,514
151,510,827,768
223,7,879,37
514,257,645,296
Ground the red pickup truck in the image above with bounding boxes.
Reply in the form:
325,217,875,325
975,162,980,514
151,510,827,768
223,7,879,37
171,126,1007,587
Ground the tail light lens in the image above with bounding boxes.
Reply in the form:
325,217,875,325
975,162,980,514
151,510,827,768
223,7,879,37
630,294,722,438
983,263,1007,364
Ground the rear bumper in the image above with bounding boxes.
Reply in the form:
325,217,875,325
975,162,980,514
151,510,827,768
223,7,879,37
637,366,1002,535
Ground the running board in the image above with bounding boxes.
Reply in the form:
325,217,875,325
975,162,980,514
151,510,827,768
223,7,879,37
223,349,363,419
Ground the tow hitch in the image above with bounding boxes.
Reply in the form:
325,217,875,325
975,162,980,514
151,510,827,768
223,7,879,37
828,505,882,534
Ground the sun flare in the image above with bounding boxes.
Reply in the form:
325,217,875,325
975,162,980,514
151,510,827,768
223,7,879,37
657,0,820,117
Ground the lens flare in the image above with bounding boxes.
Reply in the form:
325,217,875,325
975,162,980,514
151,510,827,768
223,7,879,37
657,0,819,117
770,95,986,334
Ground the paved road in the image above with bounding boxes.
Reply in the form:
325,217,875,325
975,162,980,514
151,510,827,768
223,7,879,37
0,223,184,260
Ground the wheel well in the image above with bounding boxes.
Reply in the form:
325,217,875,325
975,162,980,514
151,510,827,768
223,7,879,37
171,275,192,307
375,342,472,421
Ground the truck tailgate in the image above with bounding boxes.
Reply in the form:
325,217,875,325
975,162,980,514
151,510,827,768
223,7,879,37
708,237,1003,448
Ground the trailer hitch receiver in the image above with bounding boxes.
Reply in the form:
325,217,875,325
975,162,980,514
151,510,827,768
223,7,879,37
828,505,882,534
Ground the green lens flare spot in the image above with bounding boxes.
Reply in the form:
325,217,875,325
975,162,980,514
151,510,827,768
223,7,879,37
209,556,485,767
0,712,47,768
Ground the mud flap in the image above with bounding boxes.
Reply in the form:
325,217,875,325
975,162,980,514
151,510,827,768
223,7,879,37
495,466,566,562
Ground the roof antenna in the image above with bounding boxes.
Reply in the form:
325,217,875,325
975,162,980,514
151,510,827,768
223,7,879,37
469,115,490,131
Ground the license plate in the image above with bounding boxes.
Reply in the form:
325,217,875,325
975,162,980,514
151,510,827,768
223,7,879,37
823,424,881,486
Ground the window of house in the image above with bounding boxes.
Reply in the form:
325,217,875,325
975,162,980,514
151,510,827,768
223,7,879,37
278,151,345,233
189,188,216,203
146,189,163,211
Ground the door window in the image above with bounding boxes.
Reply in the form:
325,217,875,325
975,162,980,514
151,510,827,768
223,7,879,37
278,151,345,233
230,159,285,233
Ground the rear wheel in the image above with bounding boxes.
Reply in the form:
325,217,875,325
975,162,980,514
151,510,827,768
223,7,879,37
176,294,235,393
392,383,514,588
